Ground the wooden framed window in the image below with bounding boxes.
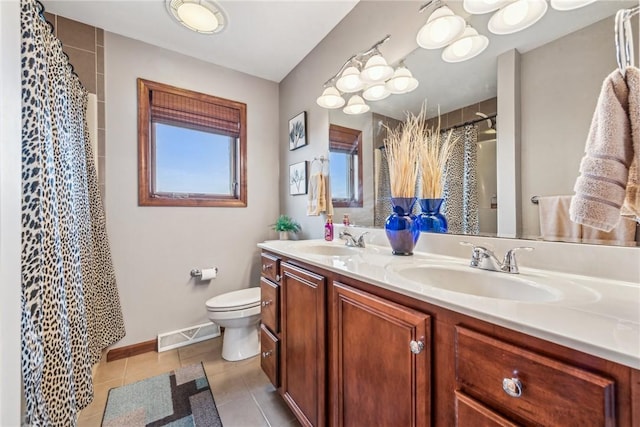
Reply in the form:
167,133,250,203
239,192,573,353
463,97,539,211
329,124,363,208
137,78,247,207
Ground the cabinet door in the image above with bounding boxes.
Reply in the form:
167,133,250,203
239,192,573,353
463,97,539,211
330,281,431,427
281,262,326,427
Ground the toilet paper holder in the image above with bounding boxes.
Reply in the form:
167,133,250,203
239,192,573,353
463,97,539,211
190,267,218,279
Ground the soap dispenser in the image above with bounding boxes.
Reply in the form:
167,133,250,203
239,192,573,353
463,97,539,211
324,215,334,241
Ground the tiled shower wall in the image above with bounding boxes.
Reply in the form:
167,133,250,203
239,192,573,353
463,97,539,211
43,12,106,199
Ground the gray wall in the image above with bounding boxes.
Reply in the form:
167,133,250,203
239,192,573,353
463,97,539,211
0,1,23,424
279,1,426,239
520,16,639,238
104,33,280,346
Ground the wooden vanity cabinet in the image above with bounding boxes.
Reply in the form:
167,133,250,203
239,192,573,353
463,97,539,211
259,252,281,387
280,262,327,427
260,250,639,427
330,281,432,427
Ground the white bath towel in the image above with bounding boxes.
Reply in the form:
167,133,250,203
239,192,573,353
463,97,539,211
570,68,636,231
538,196,582,241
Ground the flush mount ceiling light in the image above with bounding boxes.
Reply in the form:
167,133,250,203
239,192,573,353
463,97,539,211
442,26,489,62
316,86,346,109
166,0,227,34
363,83,391,101
488,0,548,35
336,66,365,93
550,0,597,11
343,95,370,115
385,65,419,94
360,54,394,83
463,0,511,14
416,5,466,49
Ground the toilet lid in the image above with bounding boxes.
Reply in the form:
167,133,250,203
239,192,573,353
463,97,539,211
206,287,261,311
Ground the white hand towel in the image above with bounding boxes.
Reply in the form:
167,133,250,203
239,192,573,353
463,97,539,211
307,173,322,216
570,69,635,231
538,196,582,241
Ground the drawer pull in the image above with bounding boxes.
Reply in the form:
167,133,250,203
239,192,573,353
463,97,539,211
262,350,273,358
502,377,523,398
261,300,273,307
262,264,273,271
276,274,281,282
409,340,425,354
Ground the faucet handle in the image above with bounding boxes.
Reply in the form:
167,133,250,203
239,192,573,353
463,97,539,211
502,247,534,274
356,231,369,245
460,241,493,267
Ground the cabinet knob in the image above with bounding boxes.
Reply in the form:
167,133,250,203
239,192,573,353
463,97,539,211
262,350,273,358
261,300,272,307
502,377,523,398
409,340,425,354
262,264,273,271
276,274,281,282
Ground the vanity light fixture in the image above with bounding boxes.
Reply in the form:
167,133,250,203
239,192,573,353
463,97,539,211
316,86,346,109
166,0,227,34
549,0,597,11
416,4,466,49
463,0,511,15
360,54,394,83
317,35,418,113
363,83,391,101
343,95,370,115
385,64,419,94
488,0,548,35
442,25,489,62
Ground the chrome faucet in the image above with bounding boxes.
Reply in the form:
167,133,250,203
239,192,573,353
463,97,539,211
339,231,369,248
460,242,533,274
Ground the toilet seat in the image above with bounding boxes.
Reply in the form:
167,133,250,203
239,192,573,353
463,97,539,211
206,287,261,312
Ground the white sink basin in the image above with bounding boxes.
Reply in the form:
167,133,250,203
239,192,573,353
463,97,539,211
390,264,561,302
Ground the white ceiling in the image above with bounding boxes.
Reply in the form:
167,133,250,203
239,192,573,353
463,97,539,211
42,0,359,82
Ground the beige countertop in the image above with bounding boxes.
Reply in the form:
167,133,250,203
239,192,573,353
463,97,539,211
259,238,640,370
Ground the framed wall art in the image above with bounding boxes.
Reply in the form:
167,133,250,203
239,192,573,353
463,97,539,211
288,111,307,150
289,161,307,195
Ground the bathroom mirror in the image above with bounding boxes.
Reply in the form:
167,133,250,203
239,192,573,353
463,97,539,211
330,1,639,247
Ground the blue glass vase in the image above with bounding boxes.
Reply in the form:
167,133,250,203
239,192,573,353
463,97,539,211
384,197,420,256
417,198,448,233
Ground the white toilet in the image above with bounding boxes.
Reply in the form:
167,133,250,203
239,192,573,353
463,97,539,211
205,287,261,361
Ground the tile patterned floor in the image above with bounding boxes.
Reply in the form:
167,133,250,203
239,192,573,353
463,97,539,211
78,337,300,427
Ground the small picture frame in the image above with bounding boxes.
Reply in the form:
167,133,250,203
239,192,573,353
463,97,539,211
289,161,307,195
288,111,307,151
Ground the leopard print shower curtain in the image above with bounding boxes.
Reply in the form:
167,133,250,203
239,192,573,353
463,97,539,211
442,125,480,234
20,0,125,425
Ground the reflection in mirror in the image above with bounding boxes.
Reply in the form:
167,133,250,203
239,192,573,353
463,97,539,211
329,124,363,208
328,2,639,247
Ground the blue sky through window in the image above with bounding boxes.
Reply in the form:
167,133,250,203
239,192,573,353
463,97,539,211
154,123,233,194
329,152,349,199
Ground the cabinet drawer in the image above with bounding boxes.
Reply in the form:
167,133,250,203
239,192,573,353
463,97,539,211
455,326,615,427
261,324,279,388
260,253,280,283
455,391,520,427
260,277,280,333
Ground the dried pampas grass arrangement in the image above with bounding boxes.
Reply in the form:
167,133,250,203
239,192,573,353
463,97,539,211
419,107,460,199
384,103,460,199
383,112,422,198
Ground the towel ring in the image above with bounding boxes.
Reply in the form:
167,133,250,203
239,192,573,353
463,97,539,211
311,155,329,174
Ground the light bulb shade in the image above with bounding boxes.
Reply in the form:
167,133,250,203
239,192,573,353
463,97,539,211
416,6,466,49
442,27,489,62
166,0,227,34
550,0,597,11
363,83,391,101
385,67,419,94
488,0,548,35
316,86,345,109
463,0,511,14
360,55,394,83
336,66,365,93
343,95,370,115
